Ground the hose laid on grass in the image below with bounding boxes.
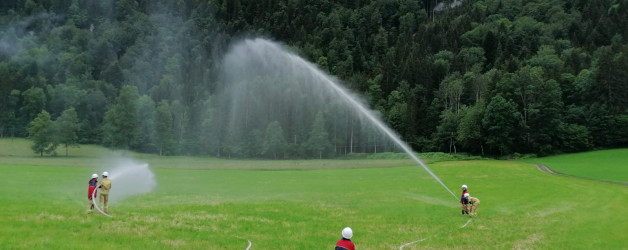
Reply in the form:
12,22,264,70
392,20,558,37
399,218,471,249
235,236,252,250
91,187,113,218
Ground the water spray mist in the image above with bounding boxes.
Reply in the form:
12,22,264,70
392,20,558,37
223,38,457,199
91,157,157,217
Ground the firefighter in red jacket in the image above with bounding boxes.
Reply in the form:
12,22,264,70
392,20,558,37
87,174,98,214
460,184,469,215
335,227,355,250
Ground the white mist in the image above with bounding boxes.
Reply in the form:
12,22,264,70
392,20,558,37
222,38,457,199
98,157,157,205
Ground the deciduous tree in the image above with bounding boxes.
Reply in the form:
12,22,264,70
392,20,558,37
304,112,333,159
27,110,56,156
102,85,140,150
262,121,287,159
53,108,79,156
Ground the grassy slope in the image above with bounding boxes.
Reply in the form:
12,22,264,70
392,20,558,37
521,149,628,183
1,139,627,249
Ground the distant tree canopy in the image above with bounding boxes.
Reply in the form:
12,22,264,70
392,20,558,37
1,0,627,157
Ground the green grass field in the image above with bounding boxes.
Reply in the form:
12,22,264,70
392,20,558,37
1,139,627,249
520,149,628,183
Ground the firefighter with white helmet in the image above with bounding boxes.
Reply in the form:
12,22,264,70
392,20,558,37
335,227,355,250
87,173,98,214
99,171,112,213
460,184,469,215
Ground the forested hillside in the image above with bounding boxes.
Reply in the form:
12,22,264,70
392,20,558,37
1,0,627,158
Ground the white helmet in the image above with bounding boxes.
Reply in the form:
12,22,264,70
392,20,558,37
91,174,98,178
462,184,467,189
342,227,353,239
102,171,109,177
464,193,470,197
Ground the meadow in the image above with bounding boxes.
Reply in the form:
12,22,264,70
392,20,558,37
520,149,628,183
0,138,626,249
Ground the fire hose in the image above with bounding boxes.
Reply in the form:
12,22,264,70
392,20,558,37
91,186,113,218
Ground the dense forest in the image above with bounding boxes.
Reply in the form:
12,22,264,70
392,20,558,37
0,0,627,158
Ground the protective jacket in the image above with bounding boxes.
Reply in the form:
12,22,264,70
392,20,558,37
468,196,480,205
88,178,98,199
335,238,355,250
100,178,112,194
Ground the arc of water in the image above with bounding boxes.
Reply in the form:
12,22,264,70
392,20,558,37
281,51,457,200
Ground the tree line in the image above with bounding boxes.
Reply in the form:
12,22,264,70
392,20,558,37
0,0,627,158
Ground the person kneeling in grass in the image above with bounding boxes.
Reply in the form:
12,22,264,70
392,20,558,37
464,193,480,217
